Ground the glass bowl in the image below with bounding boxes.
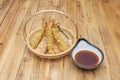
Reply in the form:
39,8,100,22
24,10,77,59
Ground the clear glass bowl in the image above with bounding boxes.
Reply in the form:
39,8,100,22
24,10,78,59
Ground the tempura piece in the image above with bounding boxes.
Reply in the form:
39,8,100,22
35,37,47,53
30,23,46,49
46,21,55,54
51,20,67,51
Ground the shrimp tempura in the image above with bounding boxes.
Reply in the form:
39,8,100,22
51,20,67,51
46,21,55,54
30,23,46,49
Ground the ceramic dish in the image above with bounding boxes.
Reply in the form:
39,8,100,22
71,38,104,69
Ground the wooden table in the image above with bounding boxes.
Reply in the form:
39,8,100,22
0,0,120,80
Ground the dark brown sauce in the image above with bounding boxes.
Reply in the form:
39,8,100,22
75,50,99,66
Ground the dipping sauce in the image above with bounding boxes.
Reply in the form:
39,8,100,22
75,50,99,66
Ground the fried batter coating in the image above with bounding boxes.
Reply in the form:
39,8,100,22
51,20,67,51
46,21,55,54
30,23,46,49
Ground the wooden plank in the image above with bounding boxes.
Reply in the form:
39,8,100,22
76,0,88,39
76,1,94,79
0,0,21,44
76,0,103,80
15,0,41,80
59,0,78,80
7,1,33,80
0,0,23,73
81,0,111,80
103,0,120,49
92,0,120,80
0,0,15,44
30,0,57,80
0,0,31,80
0,0,14,23
46,0,65,80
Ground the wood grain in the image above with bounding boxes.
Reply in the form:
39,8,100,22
0,0,120,80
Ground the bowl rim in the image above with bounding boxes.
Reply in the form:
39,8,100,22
24,10,78,40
